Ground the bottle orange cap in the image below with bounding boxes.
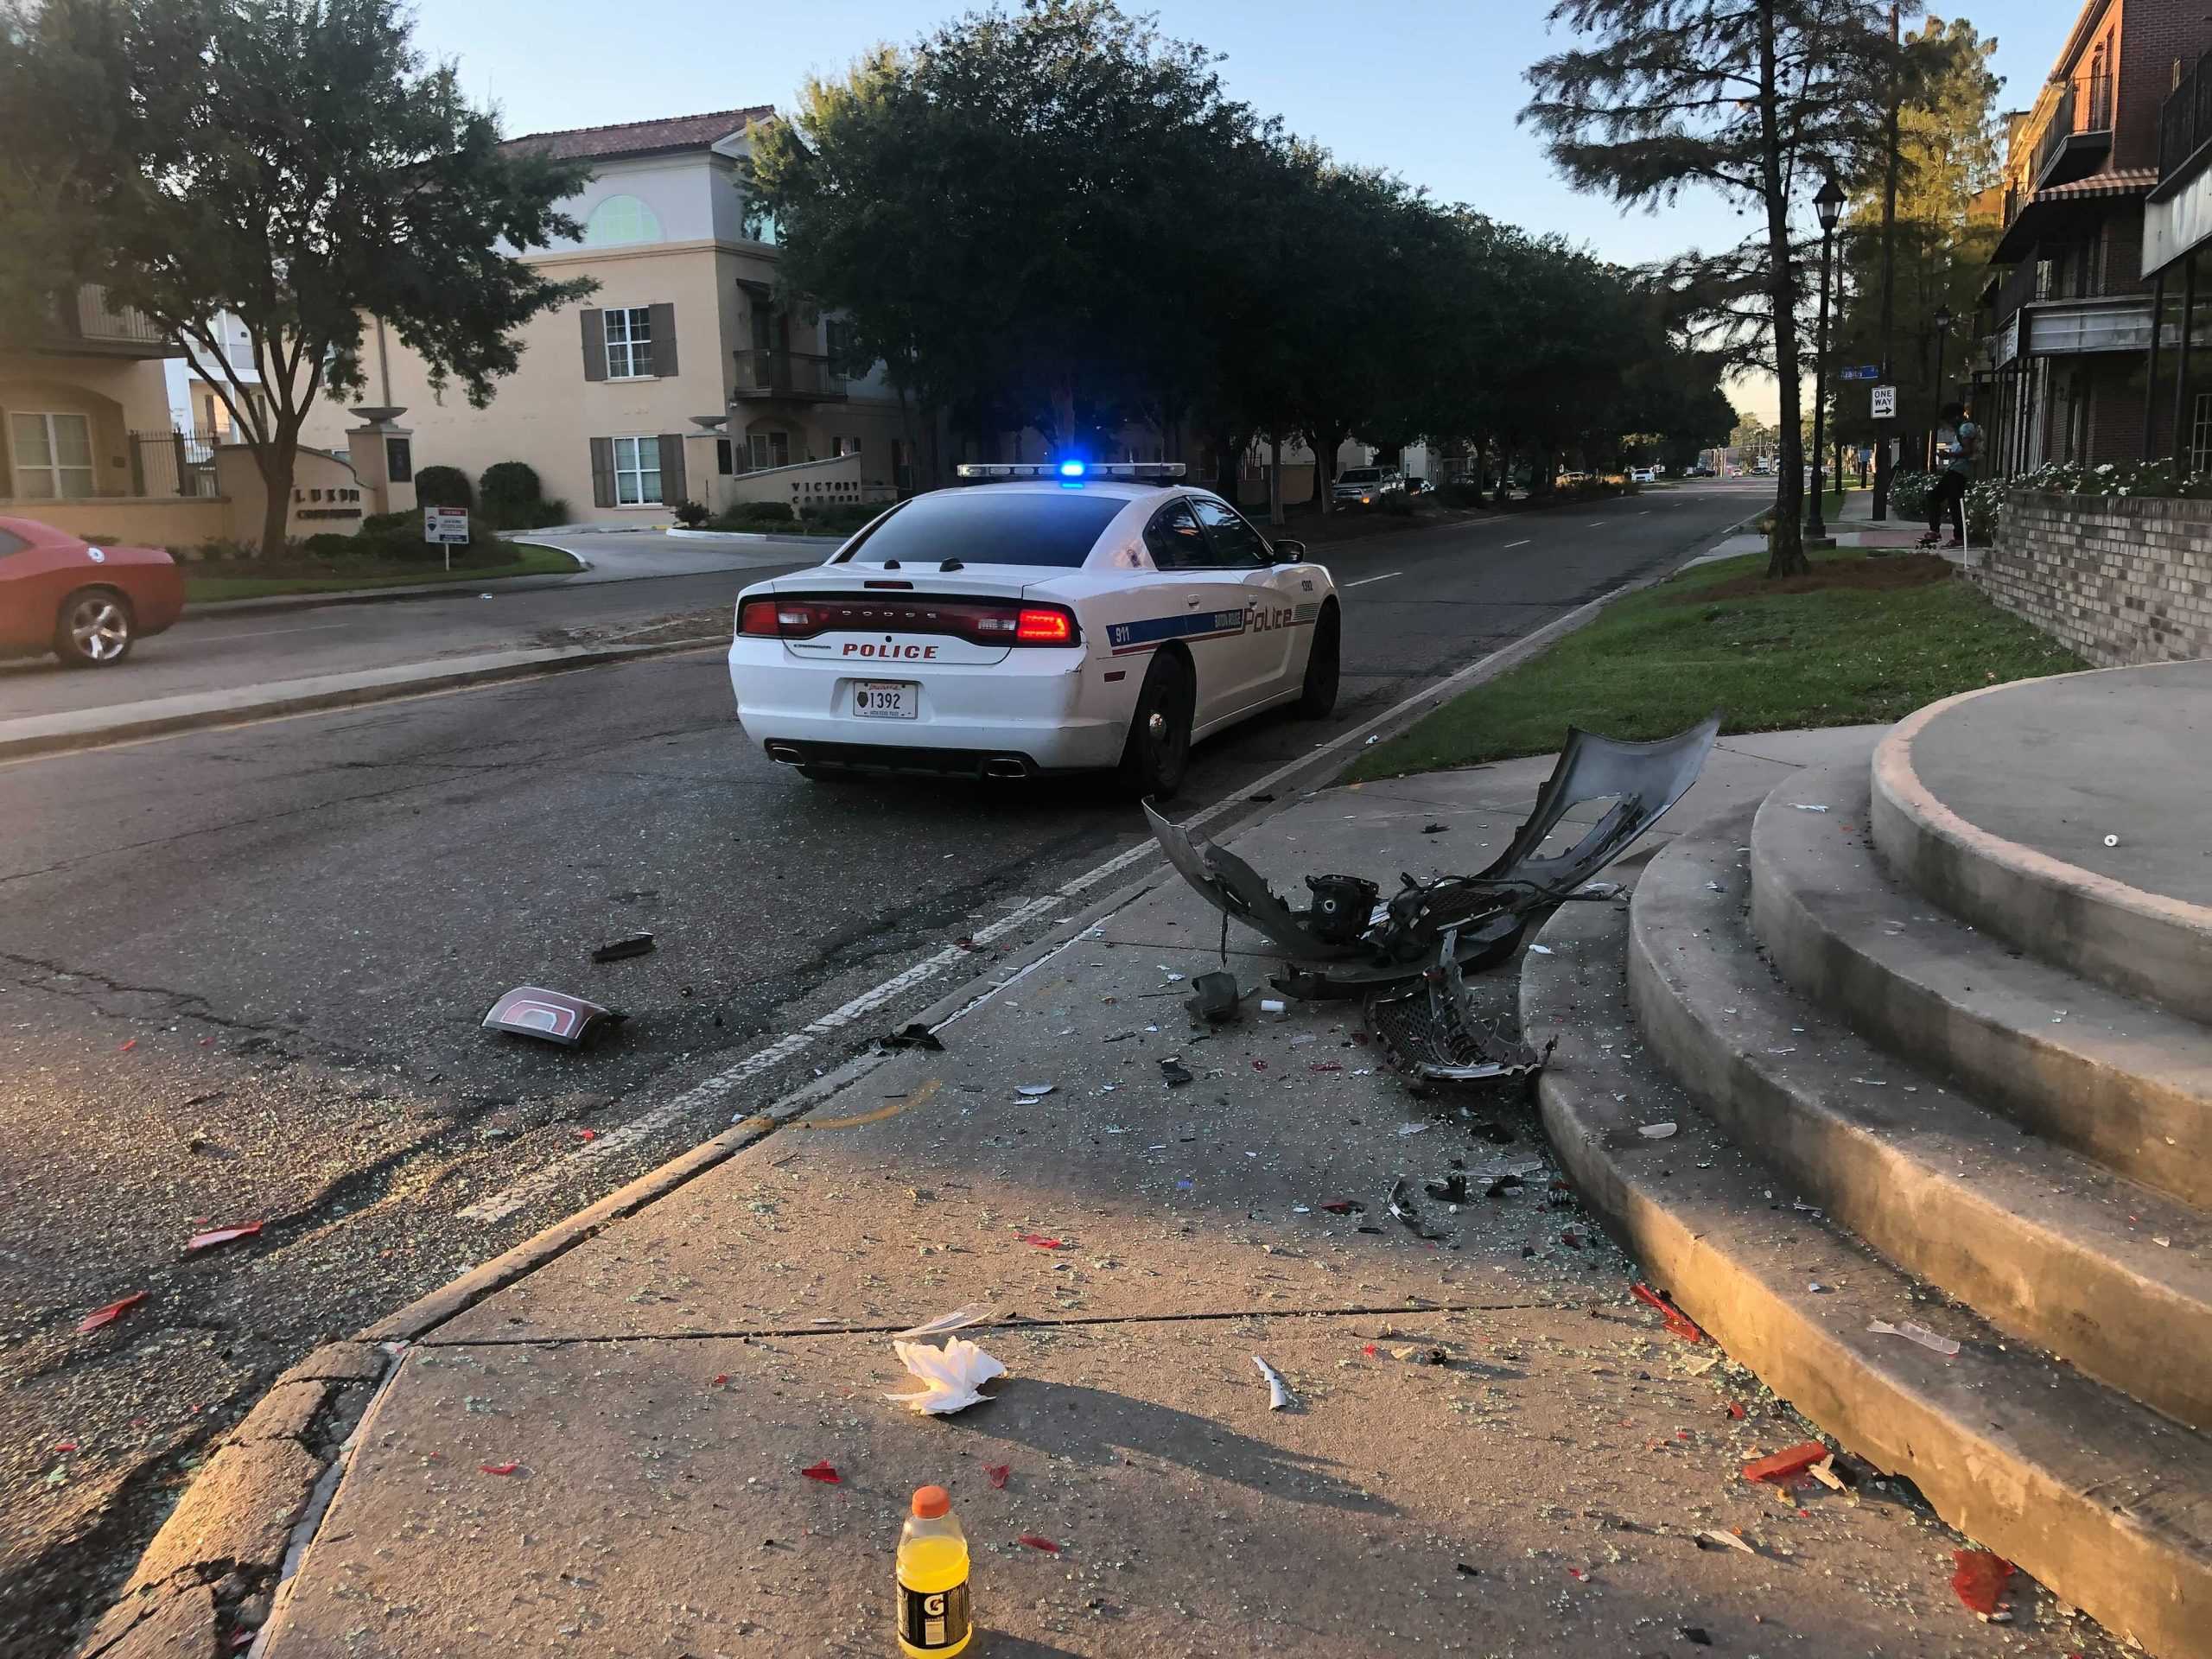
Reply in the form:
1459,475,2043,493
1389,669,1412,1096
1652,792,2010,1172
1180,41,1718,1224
912,1485,950,1518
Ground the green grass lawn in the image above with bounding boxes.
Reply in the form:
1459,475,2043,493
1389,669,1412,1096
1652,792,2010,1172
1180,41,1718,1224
185,542,582,602
1348,550,2084,780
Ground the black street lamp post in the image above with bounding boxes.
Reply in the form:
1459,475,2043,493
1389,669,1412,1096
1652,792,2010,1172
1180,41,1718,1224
1808,175,1846,540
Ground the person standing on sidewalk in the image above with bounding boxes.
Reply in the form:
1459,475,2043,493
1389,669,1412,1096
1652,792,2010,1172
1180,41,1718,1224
1920,402,1977,550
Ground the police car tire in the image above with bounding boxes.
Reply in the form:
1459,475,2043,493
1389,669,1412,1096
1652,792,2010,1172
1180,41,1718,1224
1117,651,1193,800
1295,604,1339,718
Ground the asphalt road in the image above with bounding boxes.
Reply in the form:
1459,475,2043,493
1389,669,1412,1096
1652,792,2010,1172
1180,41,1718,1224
0,531,824,722
0,480,1767,1655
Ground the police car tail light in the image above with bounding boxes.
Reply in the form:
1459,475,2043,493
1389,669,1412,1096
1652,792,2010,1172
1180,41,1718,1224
738,599,783,637
1014,606,1076,645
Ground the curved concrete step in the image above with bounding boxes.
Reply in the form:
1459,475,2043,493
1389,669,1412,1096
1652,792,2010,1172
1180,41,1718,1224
1521,893,2212,1659
1629,802,2212,1432
1754,760,2212,1210
1870,673,2212,1022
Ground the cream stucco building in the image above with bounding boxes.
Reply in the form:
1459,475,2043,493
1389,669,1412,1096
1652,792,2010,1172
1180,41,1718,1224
300,108,918,525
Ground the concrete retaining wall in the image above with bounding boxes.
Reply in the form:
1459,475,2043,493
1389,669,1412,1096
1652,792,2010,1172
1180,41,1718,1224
1983,490,2212,666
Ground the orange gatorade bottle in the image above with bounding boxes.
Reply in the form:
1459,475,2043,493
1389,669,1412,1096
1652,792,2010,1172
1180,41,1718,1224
897,1485,972,1656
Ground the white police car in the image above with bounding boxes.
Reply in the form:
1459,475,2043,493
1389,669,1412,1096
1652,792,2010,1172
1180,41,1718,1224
728,462,1339,797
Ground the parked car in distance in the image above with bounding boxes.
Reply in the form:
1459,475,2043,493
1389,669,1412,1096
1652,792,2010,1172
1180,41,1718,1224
1630,467,1656,484
1331,467,1404,507
0,517,186,666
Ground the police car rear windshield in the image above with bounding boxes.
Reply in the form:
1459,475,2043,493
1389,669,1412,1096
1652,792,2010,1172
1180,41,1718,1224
839,491,1126,568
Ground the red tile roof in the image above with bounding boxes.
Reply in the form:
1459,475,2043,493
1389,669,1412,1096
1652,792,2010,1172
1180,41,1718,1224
505,106,775,163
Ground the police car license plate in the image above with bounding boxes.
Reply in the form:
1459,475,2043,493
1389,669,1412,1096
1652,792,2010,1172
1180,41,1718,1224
854,681,917,719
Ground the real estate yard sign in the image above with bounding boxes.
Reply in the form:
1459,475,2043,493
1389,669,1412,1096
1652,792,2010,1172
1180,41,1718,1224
423,506,470,571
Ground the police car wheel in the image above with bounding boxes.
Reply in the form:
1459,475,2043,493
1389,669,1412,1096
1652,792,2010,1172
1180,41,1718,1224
1294,604,1339,718
1118,652,1193,799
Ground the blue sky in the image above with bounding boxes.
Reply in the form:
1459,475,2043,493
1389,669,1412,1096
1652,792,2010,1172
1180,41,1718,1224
410,0,2085,417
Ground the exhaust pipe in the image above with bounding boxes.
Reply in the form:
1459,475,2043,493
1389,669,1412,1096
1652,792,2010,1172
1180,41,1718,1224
981,756,1030,779
765,741,804,766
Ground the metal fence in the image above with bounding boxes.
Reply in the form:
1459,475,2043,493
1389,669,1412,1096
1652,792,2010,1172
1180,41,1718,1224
127,429,222,499
2162,50,2212,176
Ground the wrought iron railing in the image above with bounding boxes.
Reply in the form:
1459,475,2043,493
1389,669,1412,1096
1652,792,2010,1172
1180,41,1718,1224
732,349,847,400
126,429,223,499
2033,71,2114,181
2161,49,2212,175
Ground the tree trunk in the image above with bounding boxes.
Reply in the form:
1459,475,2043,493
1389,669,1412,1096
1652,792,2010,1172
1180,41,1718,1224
1313,423,1348,515
254,431,300,559
1758,0,1808,577
1268,432,1285,526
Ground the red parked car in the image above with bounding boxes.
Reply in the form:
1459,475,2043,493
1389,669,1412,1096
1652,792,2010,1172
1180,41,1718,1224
0,516,185,667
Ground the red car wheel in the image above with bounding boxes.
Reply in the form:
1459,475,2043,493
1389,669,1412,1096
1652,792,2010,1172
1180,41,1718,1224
54,587,134,667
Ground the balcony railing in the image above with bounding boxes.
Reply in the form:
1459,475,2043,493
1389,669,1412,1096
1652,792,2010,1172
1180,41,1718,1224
2033,71,2114,187
2163,48,2212,176
732,348,847,401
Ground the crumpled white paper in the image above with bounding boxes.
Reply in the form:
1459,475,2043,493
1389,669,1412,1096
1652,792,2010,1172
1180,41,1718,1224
887,1336,1007,1415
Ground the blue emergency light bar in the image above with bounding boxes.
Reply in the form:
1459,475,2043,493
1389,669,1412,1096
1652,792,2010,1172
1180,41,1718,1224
955,461,1187,482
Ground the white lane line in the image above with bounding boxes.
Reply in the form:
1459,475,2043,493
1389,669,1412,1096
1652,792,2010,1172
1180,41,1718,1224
1505,539,1531,549
455,576,1641,1225
188,621,358,641
1586,520,1608,527
1343,571,1403,589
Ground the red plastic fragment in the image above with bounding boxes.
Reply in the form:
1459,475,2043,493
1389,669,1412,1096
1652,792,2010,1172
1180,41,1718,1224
1319,1200,1357,1214
800,1459,841,1484
709,1375,729,1388
1017,1534,1059,1553
1949,1548,2013,1616
985,1463,1010,1490
55,1440,78,1453
575,1128,598,1141
1017,1233,1064,1249
1560,1230,1581,1248
118,1039,137,1052
1362,1344,1379,1357
1742,1442,1829,1485
1726,1402,1746,1421
187,1222,264,1252
1630,1282,1706,1344
1308,1062,1343,1072
77,1293,147,1333
1567,1567,1588,1581
480,1462,519,1476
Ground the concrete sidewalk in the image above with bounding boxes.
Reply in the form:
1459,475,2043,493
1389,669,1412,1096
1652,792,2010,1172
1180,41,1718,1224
74,733,2125,1659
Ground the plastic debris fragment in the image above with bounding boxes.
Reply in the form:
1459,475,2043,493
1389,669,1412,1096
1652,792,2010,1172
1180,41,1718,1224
1679,1627,1713,1645
1808,1455,1847,1491
1630,1282,1705,1344
883,1023,945,1052
1252,1354,1295,1409
1949,1548,2014,1618
1694,1529,1755,1554
591,934,656,963
893,1304,993,1341
1018,1535,1060,1553
1015,1084,1055,1098
77,1293,148,1333
1637,1122,1677,1139
985,1463,1010,1490
482,986,626,1049
118,1039,137,1052
800,1460,841,1484
186,1223,264,1252
1017,1234,1064,1249
1319,1199,1362,1215
1159,1057,1193,1088
2103,834,2119,848
1867,1319,1960,1357
480,1462,519,1476
1790,803,1831,813
1742,1442,1829,1484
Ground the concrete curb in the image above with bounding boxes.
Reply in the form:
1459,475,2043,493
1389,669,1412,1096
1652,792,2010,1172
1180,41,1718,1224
1870,667,2212,1023
63,512,1732,1656
0,635,726,765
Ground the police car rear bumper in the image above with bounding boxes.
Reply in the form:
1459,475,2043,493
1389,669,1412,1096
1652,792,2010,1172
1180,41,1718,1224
728,640,1127,774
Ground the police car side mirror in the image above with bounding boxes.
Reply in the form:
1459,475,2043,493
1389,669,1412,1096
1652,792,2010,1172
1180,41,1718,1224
1271,539,1307,563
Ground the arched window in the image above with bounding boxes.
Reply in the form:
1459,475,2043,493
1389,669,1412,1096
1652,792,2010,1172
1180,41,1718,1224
582,194,662,248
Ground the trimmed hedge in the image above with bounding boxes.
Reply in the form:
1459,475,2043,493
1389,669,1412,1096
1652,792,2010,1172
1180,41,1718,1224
414,465,473,510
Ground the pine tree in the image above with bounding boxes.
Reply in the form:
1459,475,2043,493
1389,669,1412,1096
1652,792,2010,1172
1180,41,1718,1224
1525,0,1910,575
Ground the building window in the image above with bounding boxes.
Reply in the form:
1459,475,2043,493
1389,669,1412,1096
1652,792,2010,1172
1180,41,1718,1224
604,308,654,379
2192,392,2212,474
716,437,734,475
834,435,861,457
386,436,413,484
582,194,662,248
748,430,791,470
613,435,662,505
8,410,96,499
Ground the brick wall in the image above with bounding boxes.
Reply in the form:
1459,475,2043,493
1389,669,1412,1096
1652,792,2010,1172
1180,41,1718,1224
1982,489,2212,664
